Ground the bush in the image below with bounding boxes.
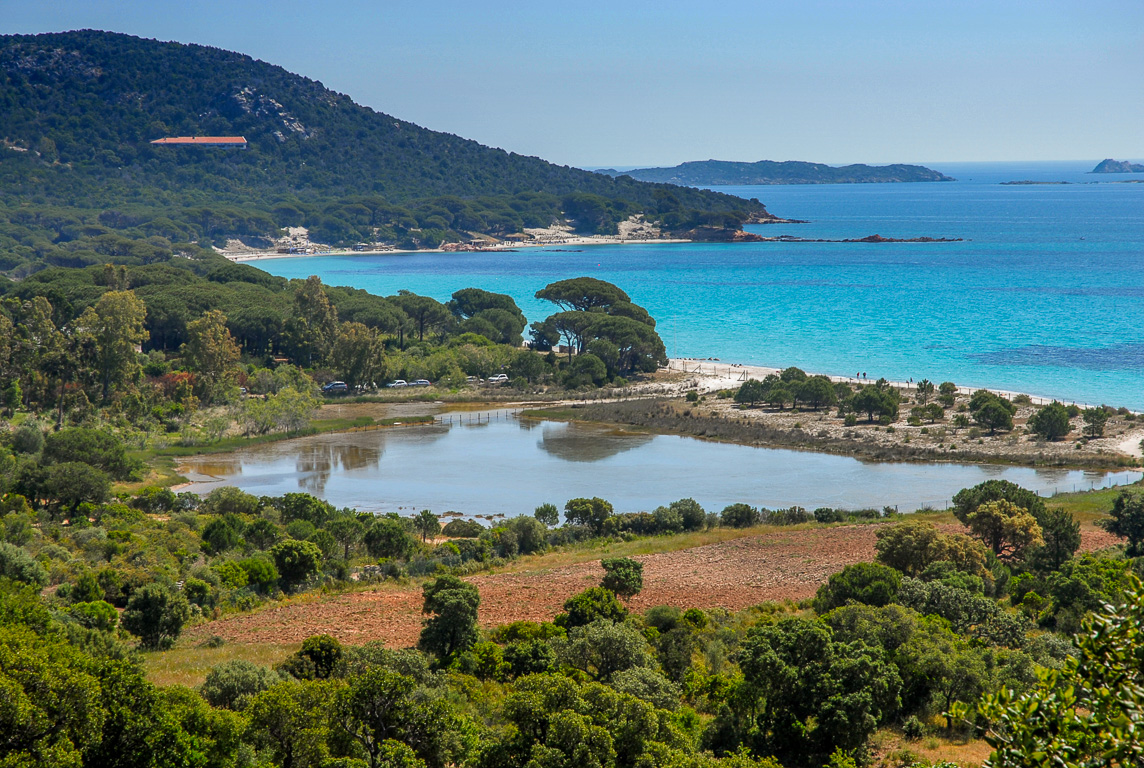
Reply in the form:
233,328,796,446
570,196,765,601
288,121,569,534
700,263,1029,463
556,586,627,629
720,503,759,528
11,425,43,455
42,427,141,479
199,659,284,710
0,542,48,587
503,639,556,677
201,486,262,517
69,600,118,632
503,515,547,554
533,503,559,527
239,558,279,593
441,518,484,538
269,539,323,591
121,582,191,650
814,507,845,523
813,562,902,613
600,557,643,600
668,498,706,531
1028,401,1071,441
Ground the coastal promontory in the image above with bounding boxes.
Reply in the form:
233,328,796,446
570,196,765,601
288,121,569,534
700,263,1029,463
600,159,954,186
1091,158,1144,173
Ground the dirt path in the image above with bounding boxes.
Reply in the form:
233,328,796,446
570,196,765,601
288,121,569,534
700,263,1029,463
185,524,1120,649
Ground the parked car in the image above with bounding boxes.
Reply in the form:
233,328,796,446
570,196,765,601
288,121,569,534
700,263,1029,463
411,379,432,387
486,373,509,383
465,376,481,384
321,381,348,393
386,380,408,388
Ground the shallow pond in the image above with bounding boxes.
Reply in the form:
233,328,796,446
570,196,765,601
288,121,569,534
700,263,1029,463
179,412,1142,516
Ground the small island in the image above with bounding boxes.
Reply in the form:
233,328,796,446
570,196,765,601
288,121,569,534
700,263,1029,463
1091,158,1144,173
599,159,954,186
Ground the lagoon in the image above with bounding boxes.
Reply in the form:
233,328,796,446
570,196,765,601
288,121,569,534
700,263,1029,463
254,161,1144,410
180,413,1142,516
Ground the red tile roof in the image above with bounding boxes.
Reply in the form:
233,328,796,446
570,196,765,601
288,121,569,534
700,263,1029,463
150,136,248,145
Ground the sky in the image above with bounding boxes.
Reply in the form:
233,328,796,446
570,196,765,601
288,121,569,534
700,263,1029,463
4,0,1142,167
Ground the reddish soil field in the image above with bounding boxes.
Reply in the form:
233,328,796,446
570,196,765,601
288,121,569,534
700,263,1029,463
186,523,1120,649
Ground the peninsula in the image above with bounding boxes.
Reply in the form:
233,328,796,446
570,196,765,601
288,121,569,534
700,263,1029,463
1091,158,1144,173
599,159,954,186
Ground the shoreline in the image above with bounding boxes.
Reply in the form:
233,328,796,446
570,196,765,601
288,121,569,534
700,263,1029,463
666,358,1136,415
222,236,695,263
655,358,1144,465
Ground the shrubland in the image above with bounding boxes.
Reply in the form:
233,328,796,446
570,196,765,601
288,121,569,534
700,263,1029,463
2,473,1143,766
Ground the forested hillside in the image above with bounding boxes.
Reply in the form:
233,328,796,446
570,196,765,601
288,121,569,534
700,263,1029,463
0,30,773,273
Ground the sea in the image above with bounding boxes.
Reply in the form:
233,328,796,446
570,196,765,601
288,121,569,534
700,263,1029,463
254,161,1144,410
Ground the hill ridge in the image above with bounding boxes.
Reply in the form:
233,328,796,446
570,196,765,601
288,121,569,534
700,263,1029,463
602,158,953,186
0,29,773,253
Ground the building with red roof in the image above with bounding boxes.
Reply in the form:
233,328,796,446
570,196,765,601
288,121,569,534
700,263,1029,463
150,136,247,148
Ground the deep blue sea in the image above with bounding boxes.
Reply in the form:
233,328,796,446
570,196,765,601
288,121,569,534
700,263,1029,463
256,161,1144,409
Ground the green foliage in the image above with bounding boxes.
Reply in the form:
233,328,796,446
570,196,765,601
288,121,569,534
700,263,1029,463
0,541,48,586
556,586,628,629
965,499,1043,561
1028,401,1072,441
334,667,465,768
120,582,190,650
68,600,118,632
601,557,644,600
720,503,760,528
733,617,901,765
0,625,105,768
281,634,345,680
442,518,484,538
557,619,655,681
270,539,324,591
1101,488,1144,556
533,503,560,527
419,575,480,664
1027,507,1081,573
970,575,1144,766
850,384,900,423
199,659,284,710
1081,406,1109,438
969,390,1015,434
875,521,990,579
735,379,766,406
365,516,417,560
814,562,902,613
564,497,615,535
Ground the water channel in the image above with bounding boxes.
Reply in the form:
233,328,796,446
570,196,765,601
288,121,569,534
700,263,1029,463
180,411,1142,516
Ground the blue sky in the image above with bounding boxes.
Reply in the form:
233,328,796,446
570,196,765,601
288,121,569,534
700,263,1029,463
5,1,1142,166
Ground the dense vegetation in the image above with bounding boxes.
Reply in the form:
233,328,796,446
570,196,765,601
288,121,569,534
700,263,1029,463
601,160,953,186
2,473,1143,767
0,268,665,518
0,30,772,275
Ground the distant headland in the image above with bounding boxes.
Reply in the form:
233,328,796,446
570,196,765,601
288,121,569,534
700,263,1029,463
1091,159,1144,173
597,159,954,186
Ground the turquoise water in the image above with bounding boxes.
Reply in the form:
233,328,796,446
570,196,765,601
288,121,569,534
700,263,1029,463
256,161,1144,409
181,414,1142,515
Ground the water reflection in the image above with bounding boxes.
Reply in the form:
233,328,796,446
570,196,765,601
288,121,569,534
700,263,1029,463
295,440,385,495
179,416,1142,516
538,424,654,462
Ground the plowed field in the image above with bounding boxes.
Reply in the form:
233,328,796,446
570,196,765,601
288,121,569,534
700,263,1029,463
185,523,1119,649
